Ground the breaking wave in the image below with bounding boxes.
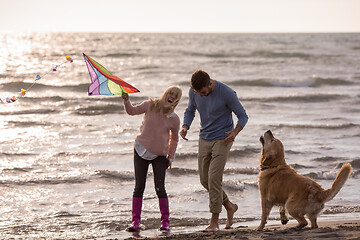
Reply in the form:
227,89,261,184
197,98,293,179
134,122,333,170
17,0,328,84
223,179,259,191
92,170,134,181
248,93,347,103
231,77,355,88
74,104,124,116
272,123,358,130
0,81,88,92
323,205,360,214
0,176,89,186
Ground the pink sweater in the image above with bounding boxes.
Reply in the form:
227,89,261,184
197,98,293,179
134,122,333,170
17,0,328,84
124,100,180,160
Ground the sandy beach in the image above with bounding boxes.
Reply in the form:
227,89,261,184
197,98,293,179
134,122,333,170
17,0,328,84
122,219,360,240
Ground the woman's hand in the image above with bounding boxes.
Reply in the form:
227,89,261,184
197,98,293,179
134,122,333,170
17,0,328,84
122,93,129,101
180,125,189,141
167,159,172,169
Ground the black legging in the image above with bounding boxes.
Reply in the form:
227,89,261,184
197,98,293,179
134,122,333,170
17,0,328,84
133,149,168,199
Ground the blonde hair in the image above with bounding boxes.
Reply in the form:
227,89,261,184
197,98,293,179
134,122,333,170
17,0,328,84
150,86,182,115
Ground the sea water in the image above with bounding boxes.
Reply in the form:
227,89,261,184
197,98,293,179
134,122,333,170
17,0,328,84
0,32,359,239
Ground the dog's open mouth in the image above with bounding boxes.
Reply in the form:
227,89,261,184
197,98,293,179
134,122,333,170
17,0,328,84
168,99,173,103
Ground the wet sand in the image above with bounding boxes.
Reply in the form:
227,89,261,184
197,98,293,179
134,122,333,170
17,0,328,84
123,219,360,240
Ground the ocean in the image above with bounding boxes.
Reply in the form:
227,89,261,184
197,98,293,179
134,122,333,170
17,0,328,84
0,32,359,239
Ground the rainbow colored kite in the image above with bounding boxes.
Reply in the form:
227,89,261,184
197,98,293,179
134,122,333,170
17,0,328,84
83,53,140,96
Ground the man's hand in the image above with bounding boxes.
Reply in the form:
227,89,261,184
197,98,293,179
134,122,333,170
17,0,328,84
180,125,189,141
224,130,237,143
224,125,243,143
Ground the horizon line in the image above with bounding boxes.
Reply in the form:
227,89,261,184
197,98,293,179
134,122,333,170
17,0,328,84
1,30,360,34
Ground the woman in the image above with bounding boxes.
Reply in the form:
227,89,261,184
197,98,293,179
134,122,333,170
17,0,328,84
122,86,182,232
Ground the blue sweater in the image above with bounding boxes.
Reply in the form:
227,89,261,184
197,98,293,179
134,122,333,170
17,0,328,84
183,81,248,141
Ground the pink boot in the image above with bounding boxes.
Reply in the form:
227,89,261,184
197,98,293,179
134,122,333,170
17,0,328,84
127,197,142,232
159,198,170,231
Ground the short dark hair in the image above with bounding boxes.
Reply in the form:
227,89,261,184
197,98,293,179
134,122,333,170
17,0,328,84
191,70,211,91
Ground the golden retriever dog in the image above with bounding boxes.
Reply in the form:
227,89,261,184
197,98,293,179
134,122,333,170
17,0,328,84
257,130,352,230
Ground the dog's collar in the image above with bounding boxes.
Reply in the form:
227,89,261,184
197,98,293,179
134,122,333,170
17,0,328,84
260,166,271,171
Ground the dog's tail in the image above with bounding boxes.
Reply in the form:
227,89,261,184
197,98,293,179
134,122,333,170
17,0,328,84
320,163,352,203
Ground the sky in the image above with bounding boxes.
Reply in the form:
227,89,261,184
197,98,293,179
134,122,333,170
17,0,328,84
0,0,359,33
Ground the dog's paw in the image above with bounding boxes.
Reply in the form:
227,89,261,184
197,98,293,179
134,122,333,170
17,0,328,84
294,222,308,229
281,218,289,225
257,225,265,231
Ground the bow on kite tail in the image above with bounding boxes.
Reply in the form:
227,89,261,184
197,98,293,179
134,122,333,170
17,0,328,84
83,53,140,96
0,55,73,104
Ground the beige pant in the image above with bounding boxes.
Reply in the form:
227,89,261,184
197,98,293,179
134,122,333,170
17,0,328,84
198,138,233,214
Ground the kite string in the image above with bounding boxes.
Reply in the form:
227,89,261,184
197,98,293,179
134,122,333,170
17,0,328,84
25,59,67,92
0,55,73,104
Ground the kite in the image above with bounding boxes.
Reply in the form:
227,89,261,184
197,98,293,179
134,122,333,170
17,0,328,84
0,55,73,104
83,53,140,96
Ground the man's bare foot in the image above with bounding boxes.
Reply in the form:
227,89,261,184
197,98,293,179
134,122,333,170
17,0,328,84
225,203,238,229
203,213,220,232
203,226,220,232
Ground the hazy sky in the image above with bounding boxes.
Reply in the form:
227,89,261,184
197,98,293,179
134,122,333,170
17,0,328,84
0,0,359,33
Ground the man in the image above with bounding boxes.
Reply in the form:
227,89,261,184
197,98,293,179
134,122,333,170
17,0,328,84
180,70,248,231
